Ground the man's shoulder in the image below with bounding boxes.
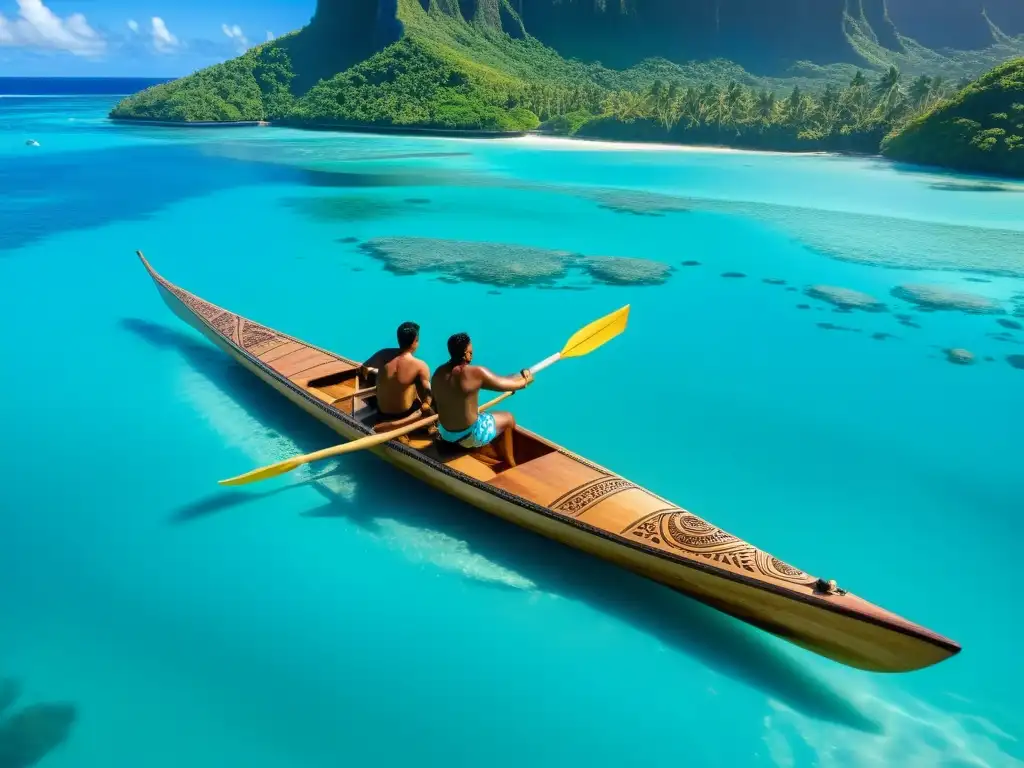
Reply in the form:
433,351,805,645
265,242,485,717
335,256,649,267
459,364,488,383
406,355,431,374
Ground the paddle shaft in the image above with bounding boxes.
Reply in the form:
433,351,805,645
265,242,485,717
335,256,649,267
530,353,561,375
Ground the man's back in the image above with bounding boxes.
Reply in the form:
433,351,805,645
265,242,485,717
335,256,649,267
431,362,481,433
362,322,431,420
379,353,427,411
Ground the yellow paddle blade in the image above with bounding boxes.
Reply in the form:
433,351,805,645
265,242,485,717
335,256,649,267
219,457,304,486
559,304,630,359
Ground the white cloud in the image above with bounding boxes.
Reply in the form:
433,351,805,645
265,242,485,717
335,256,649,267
221,22,247,51
151,16,177,53
127,19,139,33
0,0,105,56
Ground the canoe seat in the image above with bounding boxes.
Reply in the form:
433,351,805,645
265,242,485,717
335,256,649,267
412,436,502,480
443,454,498,482
488,451,606,508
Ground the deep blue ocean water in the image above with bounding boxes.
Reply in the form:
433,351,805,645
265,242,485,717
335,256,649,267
1,84,1023,767
0,78,169,96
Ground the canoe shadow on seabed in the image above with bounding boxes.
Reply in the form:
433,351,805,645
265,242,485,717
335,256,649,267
120,317,882,736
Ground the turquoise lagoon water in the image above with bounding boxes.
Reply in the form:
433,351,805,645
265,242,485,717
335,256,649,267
2,95,1023,767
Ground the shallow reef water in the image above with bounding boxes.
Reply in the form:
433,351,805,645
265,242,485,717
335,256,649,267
891,284,1007,314
2,102,1024,768
805,285,887,312
359,237,675,287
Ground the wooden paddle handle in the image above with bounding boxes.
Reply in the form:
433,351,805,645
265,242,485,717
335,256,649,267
481,391,515,411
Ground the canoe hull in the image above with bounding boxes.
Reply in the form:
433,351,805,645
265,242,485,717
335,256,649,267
144,256,960,673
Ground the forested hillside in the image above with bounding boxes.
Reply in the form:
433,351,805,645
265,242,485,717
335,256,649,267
882,58,1024,177
110,0,1024,172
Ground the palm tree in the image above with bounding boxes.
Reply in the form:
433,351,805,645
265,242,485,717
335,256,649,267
784,86,808,126
908,75,932,110
657,82,681,131
610,90,647,122
873,66,905,121
678,86,704,128
873,66,901,101
650,79,665,107
841,76,872,129
724,82,749,126
928,76,947,105
711,86,731,131
814,84,843,134
755,89,776,126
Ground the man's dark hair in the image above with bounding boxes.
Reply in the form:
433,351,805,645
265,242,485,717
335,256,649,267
447,332,471,361
397,322,419,350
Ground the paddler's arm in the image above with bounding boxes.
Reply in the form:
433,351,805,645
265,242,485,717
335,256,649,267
415,360,433,413
476,366,534,393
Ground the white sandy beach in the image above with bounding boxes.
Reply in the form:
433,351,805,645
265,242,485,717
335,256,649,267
503,133,830,156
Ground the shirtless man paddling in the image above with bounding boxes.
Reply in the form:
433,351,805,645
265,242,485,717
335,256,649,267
361,322,432,431
431,332,533,467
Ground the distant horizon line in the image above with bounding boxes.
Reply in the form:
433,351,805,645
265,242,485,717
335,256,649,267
0,76,175,80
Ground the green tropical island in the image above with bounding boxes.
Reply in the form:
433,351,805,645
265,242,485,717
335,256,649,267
111,0,1024,177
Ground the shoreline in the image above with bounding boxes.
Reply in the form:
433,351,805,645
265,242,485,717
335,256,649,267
102,117,1024,178
108,116,832,156
272,119,526,138
515,133,833,156
111,117,524,138
109,118,271,128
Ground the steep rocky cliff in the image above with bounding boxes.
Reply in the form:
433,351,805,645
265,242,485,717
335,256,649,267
280,0,1023,80
856,0,901,52
885,0,1024,51
482,0,862,72
286,0,1024,78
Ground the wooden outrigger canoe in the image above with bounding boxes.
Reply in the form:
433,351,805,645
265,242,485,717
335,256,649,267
139,253,960,673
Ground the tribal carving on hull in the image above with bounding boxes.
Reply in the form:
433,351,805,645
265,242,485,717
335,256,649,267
212,311,239,342
240,319,279,349
551,477,635,517
169,285,221,321
624,510,816,586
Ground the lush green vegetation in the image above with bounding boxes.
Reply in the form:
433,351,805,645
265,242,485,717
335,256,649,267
287,17,542,131
882,58,1024,176
110,42,296,122
110,0,1024,172
557,67,955,153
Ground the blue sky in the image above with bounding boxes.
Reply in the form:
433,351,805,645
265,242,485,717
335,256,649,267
0,0,314,76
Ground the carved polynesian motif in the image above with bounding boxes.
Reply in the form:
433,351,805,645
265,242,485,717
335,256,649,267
240,319,279,349
168,285,221,321
623,510,817,586
551,477,635,517
211,311,239,342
